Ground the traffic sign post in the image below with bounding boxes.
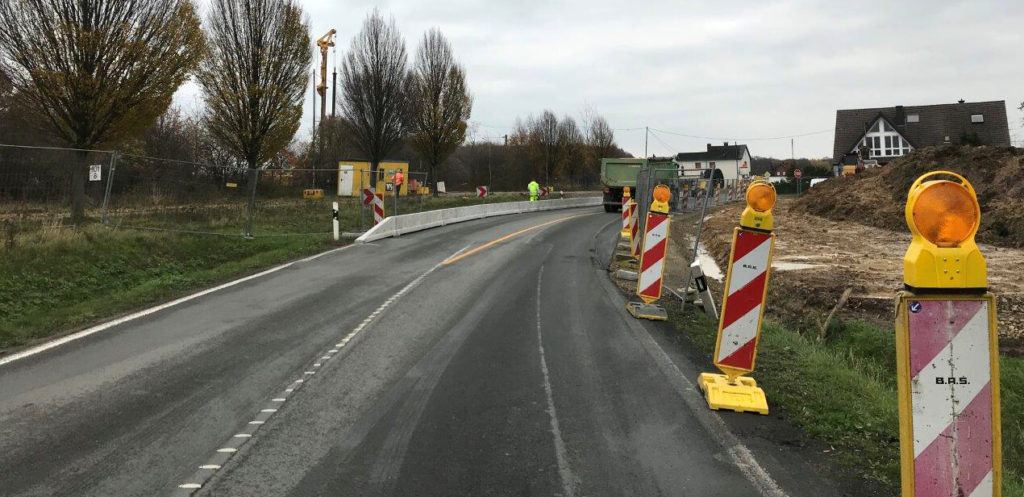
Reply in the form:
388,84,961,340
627,185,672,321
698,180,778,415
895,171,1001,497
794,168,803,195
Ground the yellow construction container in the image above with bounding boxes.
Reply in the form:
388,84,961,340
337,160,411,196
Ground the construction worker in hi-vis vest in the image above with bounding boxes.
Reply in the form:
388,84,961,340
528,180,539,202
393,170,404,198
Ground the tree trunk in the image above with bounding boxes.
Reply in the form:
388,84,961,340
71,150,88,223
429,162,438,197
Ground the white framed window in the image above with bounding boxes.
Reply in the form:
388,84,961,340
907,114,920,123
694,162,702,169
971,114,984,123
854,118,912,158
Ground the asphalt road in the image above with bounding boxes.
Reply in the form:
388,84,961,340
0,207,857,496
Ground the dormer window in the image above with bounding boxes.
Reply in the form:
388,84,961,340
971,114,984,123
907,114,920,123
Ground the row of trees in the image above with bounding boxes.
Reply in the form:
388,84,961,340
0,0,478,221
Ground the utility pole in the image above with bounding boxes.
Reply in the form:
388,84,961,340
331,69,337,118
791,138,795,160
644,126,649,159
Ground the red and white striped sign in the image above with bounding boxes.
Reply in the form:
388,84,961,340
629,203,641,258
713,228,775,373
636,212,670,303
373,192,386,225
361,188,374,205
621,197,633,232
902,298,998,497
477,186,488,198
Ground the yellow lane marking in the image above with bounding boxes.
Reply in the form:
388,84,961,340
442,213,590,266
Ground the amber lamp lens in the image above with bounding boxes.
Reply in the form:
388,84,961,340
746,184,776,212
653,185,671,203
911,181,977,247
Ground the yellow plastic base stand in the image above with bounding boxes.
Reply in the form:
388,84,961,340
697,372,769,415
626,301,668,321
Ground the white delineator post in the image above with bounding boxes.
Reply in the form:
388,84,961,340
332,201,340,241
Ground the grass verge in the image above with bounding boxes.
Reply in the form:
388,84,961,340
0,193,569,351
669,307,1024,495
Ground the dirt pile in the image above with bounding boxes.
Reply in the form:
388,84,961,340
794,145,1024,247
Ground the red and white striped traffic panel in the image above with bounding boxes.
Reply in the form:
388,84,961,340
714,229,774,372
906,299,996,497
636,212,669,303
373,192,386,225
621,197,633,232
629,203,641,258
361,188,374,205
477,186,488,198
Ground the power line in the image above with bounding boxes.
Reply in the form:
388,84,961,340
646,129,680,156
649,127,834,142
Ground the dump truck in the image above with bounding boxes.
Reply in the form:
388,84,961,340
600,158,645,212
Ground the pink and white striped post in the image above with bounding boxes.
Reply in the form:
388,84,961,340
896,296,1001,497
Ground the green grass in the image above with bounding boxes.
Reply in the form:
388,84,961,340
0,193,547,350
669,308,1024,495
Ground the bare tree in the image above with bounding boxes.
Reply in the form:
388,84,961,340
409,28,472,195
582,108,615,181
0,0,205,221
339,10,412,185
198,0,312,173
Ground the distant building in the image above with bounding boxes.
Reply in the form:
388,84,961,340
673,142,752,181
832,100,1011,166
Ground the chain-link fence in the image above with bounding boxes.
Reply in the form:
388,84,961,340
4,144,528,246
0,144,116,247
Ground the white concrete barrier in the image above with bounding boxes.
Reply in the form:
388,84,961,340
356,197,602,243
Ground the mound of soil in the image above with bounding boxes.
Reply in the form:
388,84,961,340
794,146,1024,248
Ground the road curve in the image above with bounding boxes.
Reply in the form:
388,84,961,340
0,207,854,496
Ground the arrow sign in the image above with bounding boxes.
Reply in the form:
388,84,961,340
361,188,374,205
477,186,488,198
540,186,549,197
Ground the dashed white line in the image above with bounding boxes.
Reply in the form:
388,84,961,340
199,465,221,469
179,483,202,489
176,247,466,495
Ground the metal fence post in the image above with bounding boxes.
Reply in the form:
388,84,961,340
244,168,259,238
100,150,118,226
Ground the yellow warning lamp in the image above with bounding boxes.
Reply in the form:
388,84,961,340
651,184,671,214
623,186,631,199
739,180,776,231
903,171,986,291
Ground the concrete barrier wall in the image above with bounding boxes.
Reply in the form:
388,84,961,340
356,196,602,243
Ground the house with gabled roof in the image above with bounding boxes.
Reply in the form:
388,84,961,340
673,142,752,181
832,100,1011,166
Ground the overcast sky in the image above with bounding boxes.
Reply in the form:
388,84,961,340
177,0,1024,158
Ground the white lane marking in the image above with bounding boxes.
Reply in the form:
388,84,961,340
0,244,357,368
178,246,468,495
304,371,316,375
535,265,577,497
313,363,321,367
199,465,221,469
233,434,252,438
284,388,293,393
595,272,788,497
216,448,237,453
179,483,202,489
272,398,286,402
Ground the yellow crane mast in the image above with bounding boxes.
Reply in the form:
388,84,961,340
315,29,337,122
